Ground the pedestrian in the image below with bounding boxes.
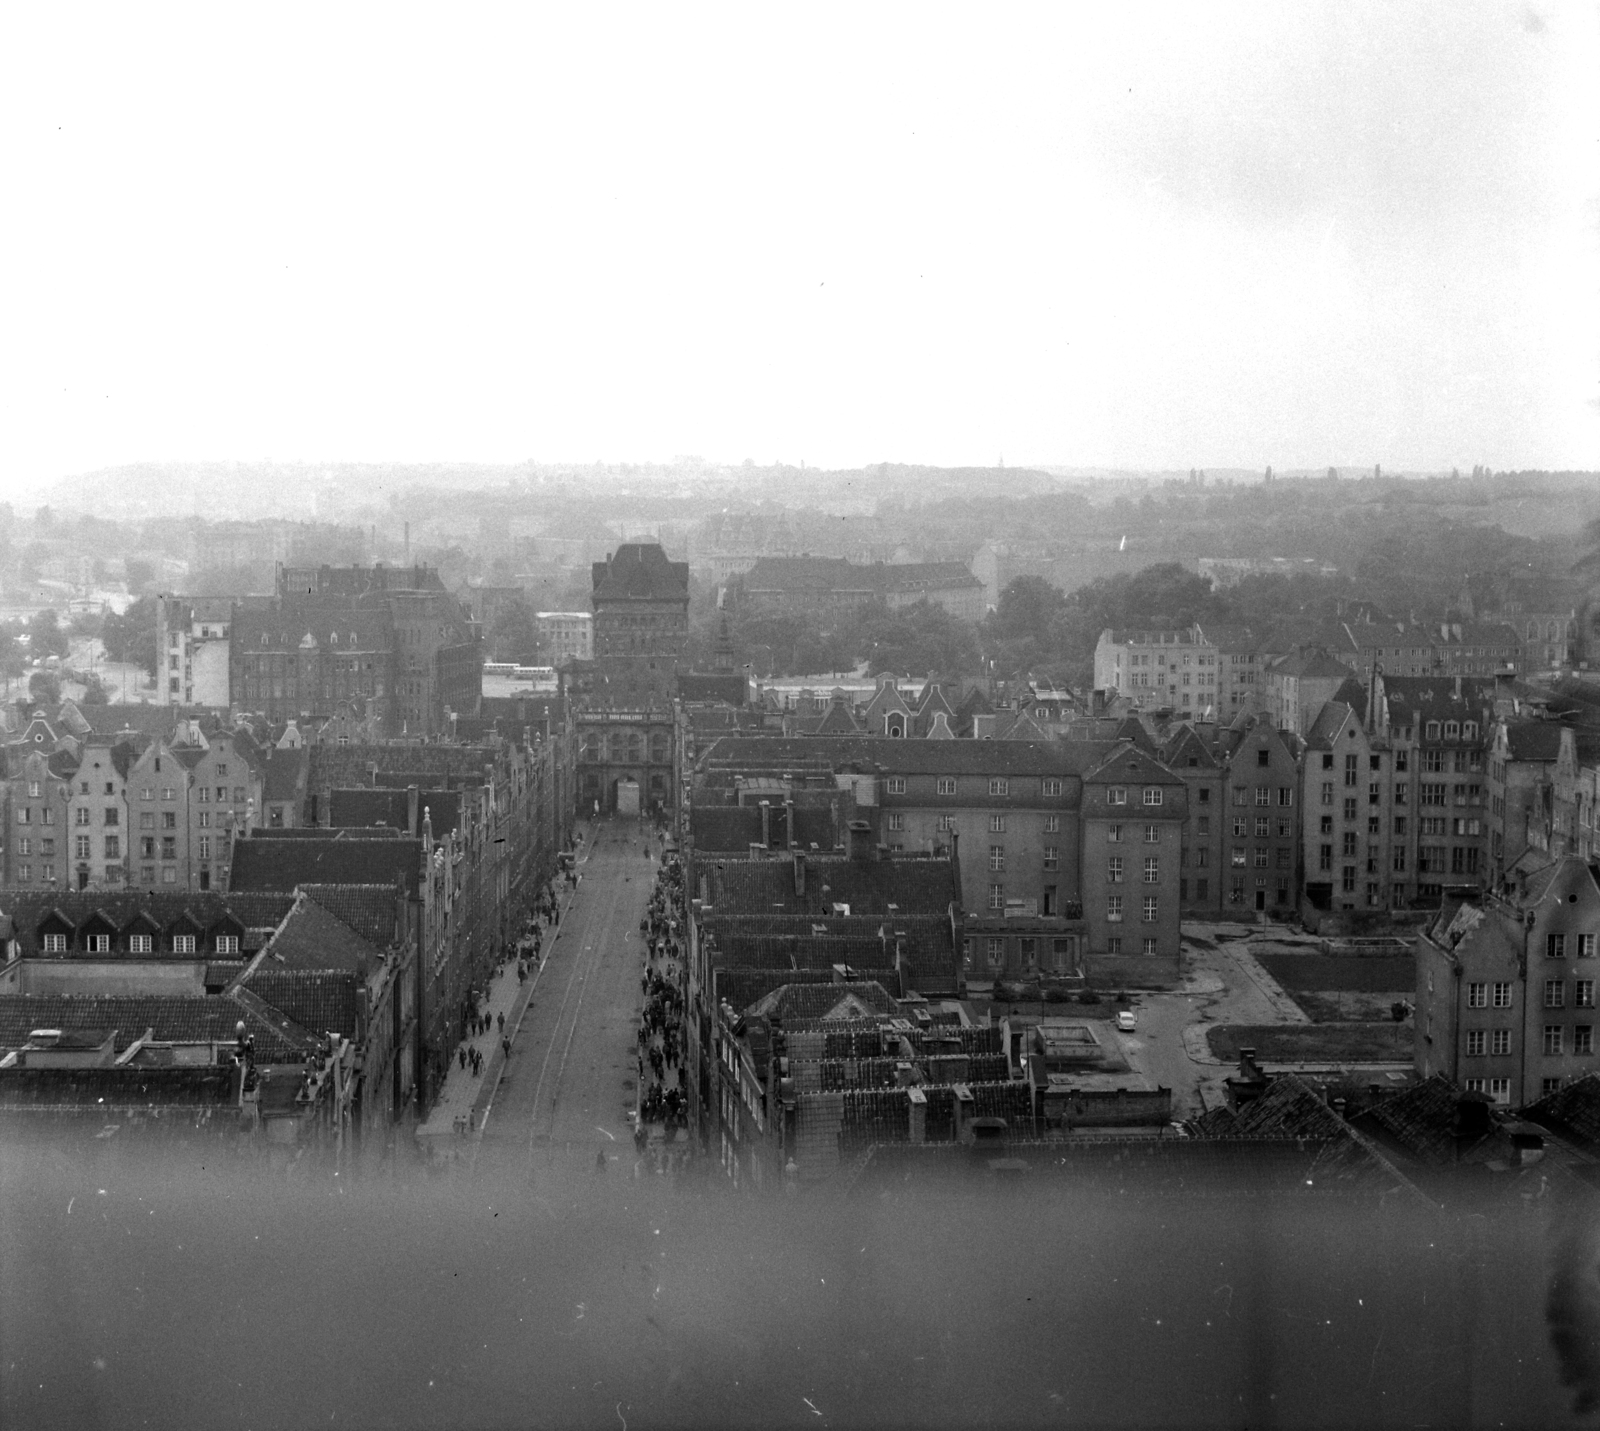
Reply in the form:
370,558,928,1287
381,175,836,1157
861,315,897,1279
458,1047,466,1071
497,1011,505,1035
501,1035,511,1060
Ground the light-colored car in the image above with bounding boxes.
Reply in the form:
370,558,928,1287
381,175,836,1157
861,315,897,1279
1115,1011,1137,1031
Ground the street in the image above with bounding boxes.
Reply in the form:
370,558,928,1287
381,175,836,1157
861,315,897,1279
474,818,656,1182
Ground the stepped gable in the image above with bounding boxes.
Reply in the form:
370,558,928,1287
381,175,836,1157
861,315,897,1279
228,836,422,896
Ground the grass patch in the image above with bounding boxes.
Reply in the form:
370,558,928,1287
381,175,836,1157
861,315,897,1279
1207,1023,1413,1063
1256,954,1413,993
1294,991,1410,1024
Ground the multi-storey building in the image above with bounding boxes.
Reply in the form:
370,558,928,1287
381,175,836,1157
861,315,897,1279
1487,719,1577,886
1300,698,1398,914
1415,857,1600,1106
154,596,233,707
536,611,593,664
1093,626,1227,718
591,543,689,661
1219,716,1301,916
1158,723,1225,915
2,747,73,889
1265,648,1361,738
64,742,132,891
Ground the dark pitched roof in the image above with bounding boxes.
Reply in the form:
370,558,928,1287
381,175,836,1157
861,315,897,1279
0,991,319,1064
1505,722,1566,761
698,735,1122,778
298,885,402,948
1523,1072,1600,1149
262,746,309,803
228,837,422,896
0,892,296,956
591,544,689,602
744,981,899,1021
255,894,383,975
695,854,958,920
243,969,362,1039
1350,1074,1499,1165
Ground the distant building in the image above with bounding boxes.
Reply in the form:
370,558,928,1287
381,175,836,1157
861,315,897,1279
536,611,593,664
738,556,984,625
155,596,233,707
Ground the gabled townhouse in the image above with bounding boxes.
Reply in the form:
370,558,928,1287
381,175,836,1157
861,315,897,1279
1415,857,1600,1107
1300,699,1398,914
1158,722,1225,916
1487,720,1577,886
2,746,74,889
1218,714,1301,916
64,742,133,891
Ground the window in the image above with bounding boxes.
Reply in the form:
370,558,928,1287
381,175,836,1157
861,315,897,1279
172,934,197,954
87,933,110,954
1489,1079,1510,1104
989,778,1009,796
1255,786,1270,806
1142,787,1163,806
1233,788,1250,807
1108,895,1123,922
1142,896,1158,922
104,807,118,826
1394,784,1408,806
1197,816,1210,835
129,934,152,954
1342,866,1356,893
16,808,30,825
1143,938,1158,955
1044,815,1060,833
1043,846,1059,870
1143,824,1160,843
1549,934,1567,959
1255,817,1270,838
886,777,905,795
1107,824,1122,843
1579,1027,1595,1056
937,777,956,796
1342,831,1358,857
1545,1026,1565,1056
936,814,956,833
1583,935,1597,959
1492,1029,1511,1055
74,807,90,827
42,933,67,953
1369,782,1380,806
886,813,904,832
1493,982,1513,1008
1233,818,1248,838
1321,782,1334,806
199,837,211,859
1277,788,1293,807
162,812,177,830
1107,937,1122,954
989,845,1005,872
1109,786,1126,805
1345,753,1358,787
1466,1029,1486,1056
1233,848,1248,868
1319,844,1332,870
1343,797,1358,820
1394,816,1407,837
1042,779,1063,797
1577,981,1595,1009
1546,980,1566,1008
990,813,1006,833
1254,847,1269,868
75,836,90,859
104,836,120,858
1392,848,1407,873
1143,857,1159,883
161,787,175,801
198,812,210,829
985,937,1004,965
161,837,176,859
17,838,30,856
1108,856,1124,883
197,786,210,804
988,884,1004,911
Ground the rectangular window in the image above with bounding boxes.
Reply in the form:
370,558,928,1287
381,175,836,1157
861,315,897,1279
1321,782,1334,806
1466,1029,1486,1056
936,777,956,796
1489,1079,1510,1104
42,933,67,953
989,845,1005,872
1577,981,1595,1009
886,813,904,832
1343,797,1358,820
197,786,210,803
1044,814,1060,833
1197,815,1210,835
1142,938,1157,955
199,836,211,859
1583,935,1598,959
1545,1025,1565,1056
104,807,118,826
1108,856,1124,883
75,835,90,859
1254,817,1269,837
161,837,176,859
104,836,120,858
1547,980,1566,1008
1277,787,1293,807
1042,779,1063,797
1107,824,1122,843
988,884,1004,911
1578,1027,1595,1055
1492,1029,1511,1055
1043,846,1059,870
172,934,197,954
1142,896,1157,922
885,777,905,794
1143,856,1159,883
162,812,177,830
1369,782,1380,806
989,778,1009,796
936,814,956,833
1233,788,1250,807
985,937,1004,965
1493,983,1513,1009
1109,786,1126,805
1107,894,1123,922
198,811,210,828
1549,934,1567,959
129,934,152,953
1142,787,1162,806
1107,937,1122,954
74,807,90,827
1342,866,1356,893
1233,818,1248,838
1319,844,1332,871
1392,848,1407,872
989,813,1006,833
1254,786,1270,806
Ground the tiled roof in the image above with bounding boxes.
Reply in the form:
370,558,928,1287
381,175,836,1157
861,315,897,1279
1506,722,1566,761
698,735,1124,778
742,556,871,592
0,991,318,1064
591,544,690,601
695,854,958,920
0,892,296,956
1523,1072,1600,1148
262,746,308,803
1303,702,1356,750
256,894,383,974
0,1065,240,1111
1269,647,1358,680
1081,743,1186,787
306,742,499,796
745,981,899,1022
329,786,462,836
228,837,422,896
243,968,362,1039
1350,1074,1497,1165
298,885,403,947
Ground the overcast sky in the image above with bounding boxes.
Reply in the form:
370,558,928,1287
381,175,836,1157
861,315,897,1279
0,3,1594,491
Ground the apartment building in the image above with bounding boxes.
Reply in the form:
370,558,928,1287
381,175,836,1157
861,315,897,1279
1093,626,1232,718
1415,857,1600,1106
1300,700,1398,913
154,596,233,707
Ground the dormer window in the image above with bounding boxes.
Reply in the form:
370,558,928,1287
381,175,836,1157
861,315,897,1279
172,934,197,954
42,933,67,953
1426,722,1441,741
1463,722,1478,740
87,934,110,954
1444,721,1459,740
215,935,240,954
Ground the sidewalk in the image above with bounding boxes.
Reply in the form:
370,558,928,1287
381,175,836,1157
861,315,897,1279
415,874,579,1155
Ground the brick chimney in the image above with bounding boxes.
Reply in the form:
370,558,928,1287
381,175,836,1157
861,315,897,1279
848,819,873,861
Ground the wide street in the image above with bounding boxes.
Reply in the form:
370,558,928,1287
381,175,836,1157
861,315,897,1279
474,818,657,1182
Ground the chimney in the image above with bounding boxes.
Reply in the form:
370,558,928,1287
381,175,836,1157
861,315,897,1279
407,784,420,835
784,797,796,850
848,819,873,861
793,850,806,896
953,1084,976,1144
908,1086,927,1144
760,800,771,848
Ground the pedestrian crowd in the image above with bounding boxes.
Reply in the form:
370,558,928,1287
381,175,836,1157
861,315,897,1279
632,840,690,1166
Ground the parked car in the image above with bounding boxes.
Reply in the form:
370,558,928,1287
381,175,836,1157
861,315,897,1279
1116,1011,1137,1031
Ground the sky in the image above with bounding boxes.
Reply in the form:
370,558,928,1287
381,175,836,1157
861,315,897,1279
0,2,1595,492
